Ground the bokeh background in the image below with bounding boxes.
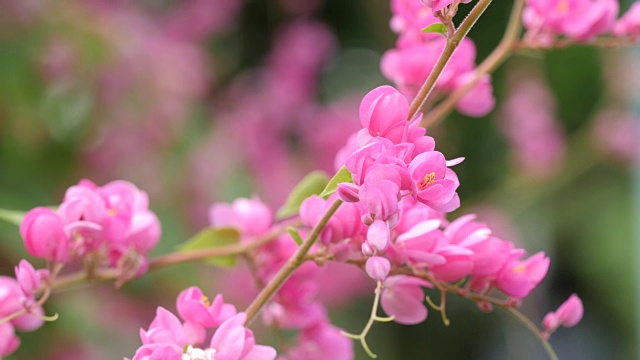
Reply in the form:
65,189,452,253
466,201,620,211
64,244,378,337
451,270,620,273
0,0,638,359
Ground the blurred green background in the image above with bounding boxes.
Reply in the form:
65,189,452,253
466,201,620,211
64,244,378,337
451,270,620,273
0,0,637,359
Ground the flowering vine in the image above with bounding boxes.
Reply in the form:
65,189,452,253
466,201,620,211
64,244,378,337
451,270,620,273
1,0,636,358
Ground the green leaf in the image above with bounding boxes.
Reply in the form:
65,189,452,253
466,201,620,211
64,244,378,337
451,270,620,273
0,209,25,226
276,171,329,219
318,166,353,199
287,227,304,246
421,23,447,36
177,227,240,268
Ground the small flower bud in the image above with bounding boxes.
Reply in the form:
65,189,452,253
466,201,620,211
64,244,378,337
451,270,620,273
365,256,391,281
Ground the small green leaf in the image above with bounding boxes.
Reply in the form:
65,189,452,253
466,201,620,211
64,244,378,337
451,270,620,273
276,171,329,219
0,209,26,226
287,227,304,246
178,227,240,268
421,23,447,36
319,166,353,199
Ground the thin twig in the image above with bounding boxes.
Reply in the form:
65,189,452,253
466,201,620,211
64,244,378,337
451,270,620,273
243,200,343,325
421,0,525,128
407,0,494,121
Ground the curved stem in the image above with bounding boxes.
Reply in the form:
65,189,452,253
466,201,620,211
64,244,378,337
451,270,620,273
0,286,54,325
421,0,525,128
340,281,389,358
503,307,559,360
407,0,494,121
148,221,295,270
52,221,296,291
243,199,343,325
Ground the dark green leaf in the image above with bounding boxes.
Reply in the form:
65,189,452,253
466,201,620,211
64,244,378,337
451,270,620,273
319,166,353,199
276,171,329,219
178,227,240,268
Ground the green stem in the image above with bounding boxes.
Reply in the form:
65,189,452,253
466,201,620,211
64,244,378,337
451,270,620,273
407,0,494,121
504,307,559,360
243,199,343,325
340,281,390,358
421,0,525,128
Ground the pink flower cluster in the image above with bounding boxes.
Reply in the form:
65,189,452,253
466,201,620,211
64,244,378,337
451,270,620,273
382,0,495,117
296,86,551,326
0,261,49,358
522,0,639,44
127,286,276,360
20,180,161,282
210,198,354,360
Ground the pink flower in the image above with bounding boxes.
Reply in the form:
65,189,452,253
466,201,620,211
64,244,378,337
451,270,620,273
381,275,432,325
14,260,48,298
177,287,237,329
408,151,460,212
358,86,410,143
0,322,20,358
613,2,640,40
543,294,584,331
20,207,70,262
209,197,272,238
496,251,550,298
359,178,401,226
0,276,45,332
526,0,618,41
208,313,277,360
286,321,353,360
366,256,391,281
455,73,495,117
390,0,439,33
422,0,468,12
381,42,443,96
366,220,392,253
393,219,446,266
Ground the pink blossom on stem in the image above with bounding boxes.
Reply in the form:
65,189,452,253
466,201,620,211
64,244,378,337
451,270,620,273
209,197,273,238
0,322,20,358
177,287,237,329
20,207,70,263
454,73,496,117
14,260,48,298
613,2,640,40
381,275,432,325
408,151,461,212
285,321,354,360
365,256,391,281
543,294,584,337
524,0,618,42
496,251,550,298
359,86,410,143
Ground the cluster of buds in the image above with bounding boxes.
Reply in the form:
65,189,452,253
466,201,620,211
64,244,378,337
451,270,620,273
20,180,161,284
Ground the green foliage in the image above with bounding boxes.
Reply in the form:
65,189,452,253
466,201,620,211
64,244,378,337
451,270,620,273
319,166,353,199
177,227,240,268
276,171,329,219
287,227,304,246
421,23,447,36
